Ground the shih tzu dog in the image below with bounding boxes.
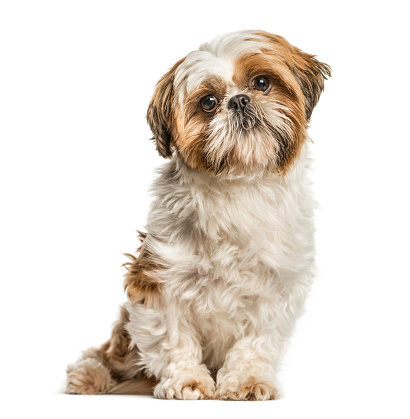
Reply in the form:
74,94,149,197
66,30,331,400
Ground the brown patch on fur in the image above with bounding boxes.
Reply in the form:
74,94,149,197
67,306,157,395
95,306,140,380
123,232,163,307
233,42,308,173
229,32,330,173
174,76,227,171
256,31,331,120
217,377,277,401
146,58,186,158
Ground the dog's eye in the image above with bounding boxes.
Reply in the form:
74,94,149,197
252,76,271,93
200,95,218,112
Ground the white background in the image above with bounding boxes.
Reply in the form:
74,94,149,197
1,0,409,418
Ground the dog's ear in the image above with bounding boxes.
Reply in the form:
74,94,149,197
257,32,331,121
291,52,331,120
146,58,185,158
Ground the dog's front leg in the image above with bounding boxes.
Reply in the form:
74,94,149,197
215,277,311,401
215,333,279,401
126,302,215,400
154,360,215,400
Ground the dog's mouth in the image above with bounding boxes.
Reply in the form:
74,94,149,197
230,103,261,131
240,114,257,130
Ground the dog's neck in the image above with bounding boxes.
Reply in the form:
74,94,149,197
173,152,284,187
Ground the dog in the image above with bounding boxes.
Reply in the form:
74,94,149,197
66,30,331,400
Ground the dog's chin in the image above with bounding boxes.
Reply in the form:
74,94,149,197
203,133,280,178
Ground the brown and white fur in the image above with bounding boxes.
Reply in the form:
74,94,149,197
66,30,331,400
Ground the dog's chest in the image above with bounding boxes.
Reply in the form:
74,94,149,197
161,179,290,322
148,160,314,366
181,255,277,369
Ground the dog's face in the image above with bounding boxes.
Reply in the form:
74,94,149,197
147,31,331,176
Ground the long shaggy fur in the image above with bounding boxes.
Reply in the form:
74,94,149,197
67,30,330,400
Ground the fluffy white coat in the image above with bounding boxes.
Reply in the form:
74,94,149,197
126,143,315,399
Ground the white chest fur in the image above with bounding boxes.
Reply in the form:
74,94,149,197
127,143,316,372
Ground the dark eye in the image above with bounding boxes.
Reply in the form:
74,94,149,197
200,95,218,112
252,76,271,93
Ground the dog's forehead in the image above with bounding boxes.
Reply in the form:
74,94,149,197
173,31,264,103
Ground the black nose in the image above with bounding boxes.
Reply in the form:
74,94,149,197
228,94,250,110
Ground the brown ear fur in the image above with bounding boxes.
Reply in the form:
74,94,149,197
146,58,185,158
291,52,331,120
257,32,331,120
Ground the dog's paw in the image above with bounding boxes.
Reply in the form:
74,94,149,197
216,375,277,401
66,358,115,395
154,368,215,400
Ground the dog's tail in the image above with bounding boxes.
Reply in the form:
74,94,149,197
66,305,156,395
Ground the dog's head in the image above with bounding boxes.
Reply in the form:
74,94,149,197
147,30,331,176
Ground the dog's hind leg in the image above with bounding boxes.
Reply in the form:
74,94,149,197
66,305,156,395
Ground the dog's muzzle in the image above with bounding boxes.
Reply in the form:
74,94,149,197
228,95,258,130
